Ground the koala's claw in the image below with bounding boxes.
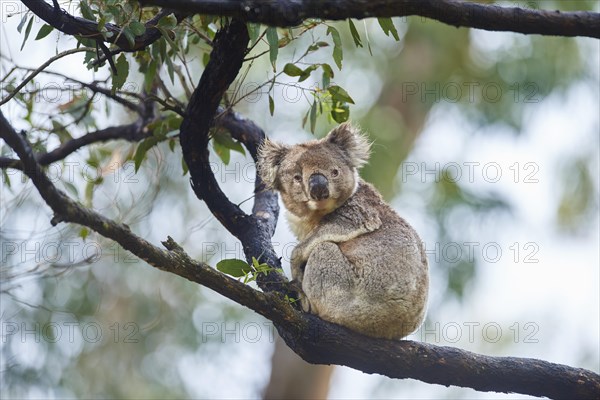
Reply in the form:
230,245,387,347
288,279,303,293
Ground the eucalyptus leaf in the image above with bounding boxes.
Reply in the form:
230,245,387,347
378,17,400,41
35,24,54,41
327,26,343,70
216,259,253,277
328,85,354,104
348,19,363,47
266,27,279,69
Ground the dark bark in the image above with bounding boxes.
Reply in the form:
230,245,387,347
177,20,289,295
216,108,280,239
139,0,600,38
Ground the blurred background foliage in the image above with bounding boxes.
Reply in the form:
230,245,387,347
1,0,598,398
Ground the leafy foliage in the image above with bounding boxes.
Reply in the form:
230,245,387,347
217,258,282,284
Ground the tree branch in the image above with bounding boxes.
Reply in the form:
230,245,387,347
1,109,599,399
216,107,279,238
0,119,148,170
21,0,188,52
139,0,600,38
178,20,289,295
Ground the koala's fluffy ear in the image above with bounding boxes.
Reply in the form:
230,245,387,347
257,138,289,188
326,123,371,168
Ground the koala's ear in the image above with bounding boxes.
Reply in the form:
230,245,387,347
257,138,289,188
326,122,371,168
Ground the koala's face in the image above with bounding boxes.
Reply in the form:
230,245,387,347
258,123,371,219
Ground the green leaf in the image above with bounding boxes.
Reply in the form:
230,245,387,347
122,27,136,48
164,54,175,84
283,63,303,77
326,26,343,70
266,27,279,70
213,140,231,165
35,24,54,40
98,15,107,34
321,63,333,88
309,100,317,133
378,17,400,41
112,54,129,92
181,157,189,175
251,257,269,274
328,85,354,104
331,102,350,123
157,26,179,51
79,1,96,21
307,41,329,52
158,14,177,28
213,130,245,162
144,60,158,92
217,259,253,277
348,19,363,47
133,136,159,172
79,227,89,241
20,16,34,51
129,21,146,36
298,65,319,82
2,170,11,188
269,95,275,116
248,23,260,45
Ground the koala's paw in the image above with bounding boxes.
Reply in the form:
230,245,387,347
290,245,305,264
287,279,311,313
290,246,308,280
300,294,312,313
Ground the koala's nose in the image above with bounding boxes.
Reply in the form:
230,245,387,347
309,173,329,200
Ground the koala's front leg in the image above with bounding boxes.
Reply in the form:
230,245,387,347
301,241,356,315
293,208,381,264
290,245,307,284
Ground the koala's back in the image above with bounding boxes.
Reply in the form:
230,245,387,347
305,181,429,339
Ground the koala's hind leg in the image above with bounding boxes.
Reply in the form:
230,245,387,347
301,242,357,319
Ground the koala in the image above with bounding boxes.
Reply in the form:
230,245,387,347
258,123,429,339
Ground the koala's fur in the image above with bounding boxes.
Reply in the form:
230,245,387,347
258,123,429,339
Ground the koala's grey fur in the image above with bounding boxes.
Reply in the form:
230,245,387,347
258,123,429,339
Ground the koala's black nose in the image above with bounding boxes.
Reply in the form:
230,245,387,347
309,173,329,200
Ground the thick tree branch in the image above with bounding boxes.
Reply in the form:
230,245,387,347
1,110,599,399
21,0,188,52
216,108,279,238
140,0,600,38
178,20,289,295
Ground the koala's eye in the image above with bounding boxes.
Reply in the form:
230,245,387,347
331,168,339,177
293,174,302,183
